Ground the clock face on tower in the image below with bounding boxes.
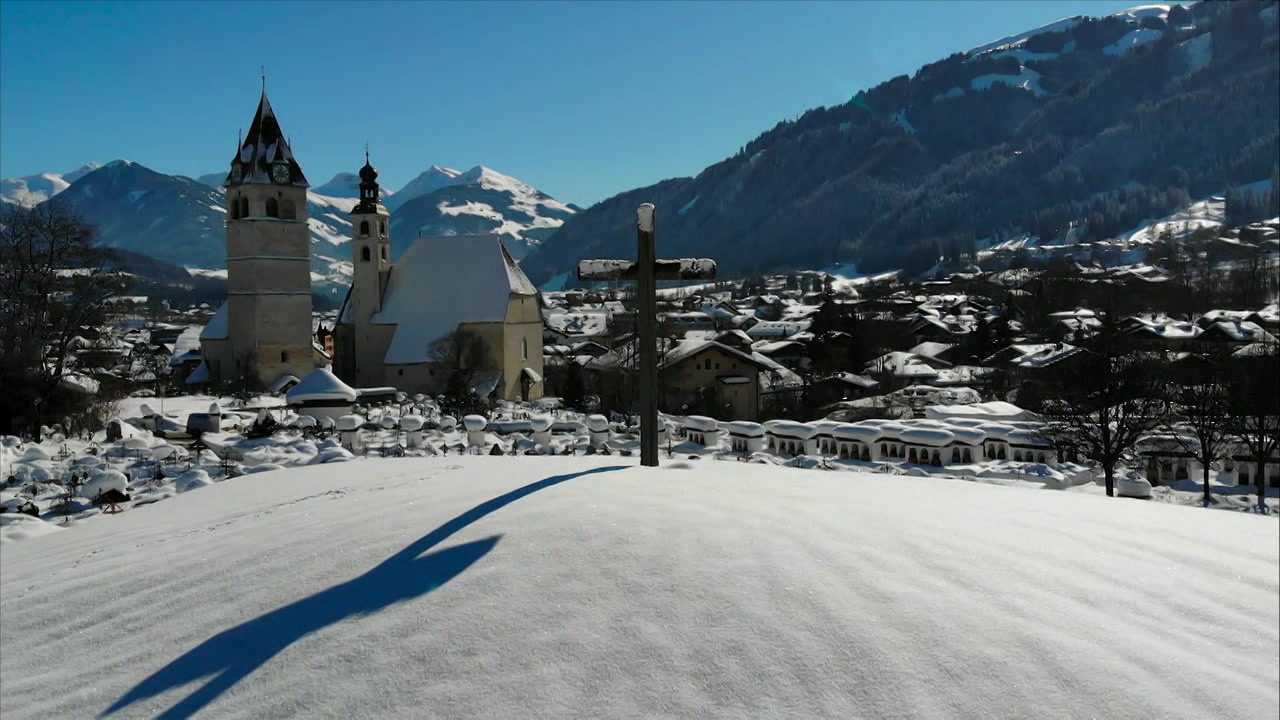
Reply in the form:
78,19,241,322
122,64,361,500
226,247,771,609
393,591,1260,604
272,163,290,184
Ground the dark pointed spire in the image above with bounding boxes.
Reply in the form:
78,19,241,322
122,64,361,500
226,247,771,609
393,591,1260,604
225,87,308,188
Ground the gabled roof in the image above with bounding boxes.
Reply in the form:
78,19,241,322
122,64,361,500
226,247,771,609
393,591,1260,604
662,339,772,372
864,351,952,373
1202,321,1276,343
908,341,956,359
997,342,1082,369
224,90,308,188
363,235,538,365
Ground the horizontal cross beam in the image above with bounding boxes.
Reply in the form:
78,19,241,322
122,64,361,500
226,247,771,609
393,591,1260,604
577,258,717,282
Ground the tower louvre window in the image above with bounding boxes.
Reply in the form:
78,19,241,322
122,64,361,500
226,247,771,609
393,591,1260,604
381,246,387,261
280,198,296,220
239,196,249,218
361,246,371,262
380,221,386,236
229,197,239,220
360,220,370,236
266,198,279,218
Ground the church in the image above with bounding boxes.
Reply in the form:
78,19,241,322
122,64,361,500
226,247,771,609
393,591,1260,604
198,89,317,385
330,159,545,401
197,85,543,400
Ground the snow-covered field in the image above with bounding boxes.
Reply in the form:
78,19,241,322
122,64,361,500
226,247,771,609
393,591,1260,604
2,456,1276,719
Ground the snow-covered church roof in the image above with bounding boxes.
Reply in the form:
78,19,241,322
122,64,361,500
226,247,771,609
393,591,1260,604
199,301,229,341
344,234,538,365
222,89,308,188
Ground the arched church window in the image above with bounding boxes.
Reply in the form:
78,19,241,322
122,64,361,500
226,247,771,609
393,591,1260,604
229,197,239,220
239,196,249,218
280,199,296,220
361,246,371,262
380,221,386,236
381,246,387,261
265,198,279,218
360,220,370,236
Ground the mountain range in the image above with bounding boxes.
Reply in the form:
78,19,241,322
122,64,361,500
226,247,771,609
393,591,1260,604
4,2,1277,294
1,160,576,293
0,163,102,208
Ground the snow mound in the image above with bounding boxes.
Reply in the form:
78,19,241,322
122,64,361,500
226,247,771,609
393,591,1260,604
0,457,1275,719
0,513,64,544
80,470,128,501
174,469,212,493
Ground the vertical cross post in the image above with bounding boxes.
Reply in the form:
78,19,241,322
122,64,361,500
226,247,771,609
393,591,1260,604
577,204,717,469
635,204,659,466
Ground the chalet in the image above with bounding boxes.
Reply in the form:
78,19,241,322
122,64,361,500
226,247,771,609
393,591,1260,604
808,372,880,407
585,332,796,420
750,339,807,370
1198,321,1276,345
1118,314,1201,350
862,351,951,387
907,314,974,343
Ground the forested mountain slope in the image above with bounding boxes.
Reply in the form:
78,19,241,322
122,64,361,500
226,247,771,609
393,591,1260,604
524,1,1279,285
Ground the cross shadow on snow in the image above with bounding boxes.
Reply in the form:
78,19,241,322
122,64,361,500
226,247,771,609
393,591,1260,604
101,465,628,719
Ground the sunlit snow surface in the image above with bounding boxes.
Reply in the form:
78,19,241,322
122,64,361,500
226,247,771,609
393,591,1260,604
2,457,1276,718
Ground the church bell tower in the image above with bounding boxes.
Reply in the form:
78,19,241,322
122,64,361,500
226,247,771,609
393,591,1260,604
219,89,315,384
348,152,392,386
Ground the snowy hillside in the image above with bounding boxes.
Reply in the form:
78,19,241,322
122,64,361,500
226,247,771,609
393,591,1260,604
2,456,1276,719
0,162,100,207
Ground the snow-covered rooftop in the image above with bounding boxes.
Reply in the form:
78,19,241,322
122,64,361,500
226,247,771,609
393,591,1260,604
198,302,229,341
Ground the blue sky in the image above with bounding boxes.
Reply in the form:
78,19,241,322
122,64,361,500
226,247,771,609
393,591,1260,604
1,0,1159,206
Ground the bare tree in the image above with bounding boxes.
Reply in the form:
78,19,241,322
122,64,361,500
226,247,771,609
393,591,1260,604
0,202,127,434
1161,362,1231,507
1042,320,1165,497
428,328,492,418
1226,343,1280,512
135,343,173,413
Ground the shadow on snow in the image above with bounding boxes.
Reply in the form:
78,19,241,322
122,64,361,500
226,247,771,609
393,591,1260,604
102,465,628,719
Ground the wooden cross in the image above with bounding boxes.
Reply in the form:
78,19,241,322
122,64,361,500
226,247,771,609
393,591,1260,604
578,204,716,467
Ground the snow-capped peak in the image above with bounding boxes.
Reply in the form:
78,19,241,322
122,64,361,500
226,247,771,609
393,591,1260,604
385,165,463,210
310,172,396,200
1,162,102,208
62,162,102,184
456,165,538,196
